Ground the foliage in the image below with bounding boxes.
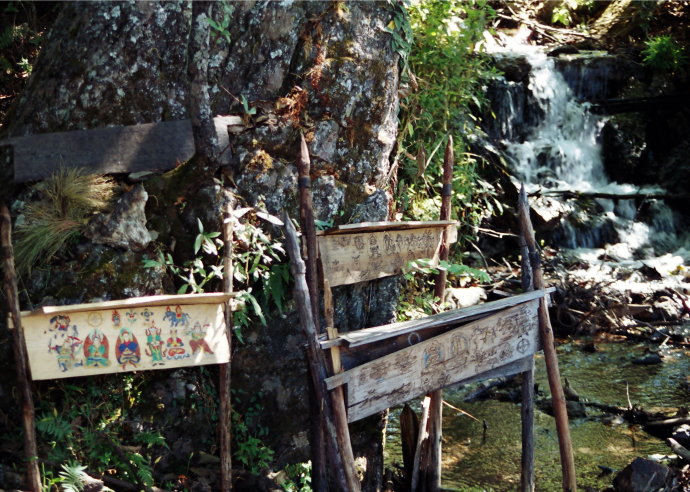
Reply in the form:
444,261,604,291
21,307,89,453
395,0,498,247
551,0,595,27
397,257,490,320
207,0,234,45
143,209,290,342
642,35,686,72
56,462,89,492
14,168,116,275
281,461,312,492
35,375,165,489
231,389,275,473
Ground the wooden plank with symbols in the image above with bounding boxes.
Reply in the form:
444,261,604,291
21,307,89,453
317,221,457,287
325,301,541,423
17,293,234,380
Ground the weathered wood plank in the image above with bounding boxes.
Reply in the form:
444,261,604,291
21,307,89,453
325,301,541,422
22,301,230,380
28,293,234,316
320,288,554,349
317,225,454,287
6,116,242,183
317,220,457,236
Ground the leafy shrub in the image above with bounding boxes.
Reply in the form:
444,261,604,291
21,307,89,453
642,35,686,72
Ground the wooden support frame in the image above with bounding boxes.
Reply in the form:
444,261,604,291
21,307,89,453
1,204,41,491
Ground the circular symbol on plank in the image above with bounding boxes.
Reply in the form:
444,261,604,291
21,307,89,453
407,332,421,346
516,338,530,354
87,312,103,327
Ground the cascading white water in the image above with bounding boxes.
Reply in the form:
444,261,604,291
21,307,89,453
489,44,678,258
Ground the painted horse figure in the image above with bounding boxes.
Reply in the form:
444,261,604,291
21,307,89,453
163,305,191,328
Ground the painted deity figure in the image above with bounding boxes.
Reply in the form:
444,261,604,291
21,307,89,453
145,323,165,366
187,321,214,355
165,328,188,360
116,328,141,369
47,315,83,371
84,330,110,368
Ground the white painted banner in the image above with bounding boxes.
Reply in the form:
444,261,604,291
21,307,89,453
19,294,232,380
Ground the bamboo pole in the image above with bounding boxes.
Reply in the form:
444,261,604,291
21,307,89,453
219,203,234,491
283,212,360,492
517,186,577,492
424,136,455,491
296,133,328,491
1,204,41,492
519,215,535,492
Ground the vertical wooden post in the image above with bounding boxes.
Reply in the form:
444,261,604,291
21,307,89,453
519,214,535,492
219,204,234,491
424,136,455,491
517,186,577,492
283,213,360,492
410,396,432,491
296,133,328,491
1,204,41,492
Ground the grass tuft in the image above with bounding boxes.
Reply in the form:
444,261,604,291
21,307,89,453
15,167,116,275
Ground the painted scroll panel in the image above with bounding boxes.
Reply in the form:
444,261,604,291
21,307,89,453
330,301,539,422
23,302,229,380
318,225,453,287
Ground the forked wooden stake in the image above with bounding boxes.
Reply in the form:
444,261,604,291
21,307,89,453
219,203,234,491
1,204,41,492
520,218,536,492
517,186,577,492
283,212,360,492
424,135,455,491
296,133,328,491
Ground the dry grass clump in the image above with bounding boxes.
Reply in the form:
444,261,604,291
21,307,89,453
15,167,115,274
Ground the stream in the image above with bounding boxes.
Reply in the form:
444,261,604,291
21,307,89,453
384,38,690,491
386,341,690,491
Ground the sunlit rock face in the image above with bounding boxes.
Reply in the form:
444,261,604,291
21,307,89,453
1,0,401,478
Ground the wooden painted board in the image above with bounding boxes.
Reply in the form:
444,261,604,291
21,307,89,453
320,288,554,349
318,224,456,287
20,298,231,380
317,220,457,236
5,116,242,183
324,301,540,422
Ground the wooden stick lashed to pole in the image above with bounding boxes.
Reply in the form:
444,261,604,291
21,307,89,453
283,212,360,492
219,203,234,491
1,204,41,492
519,212,536,492
296,133,328,491
424,135,455,492
517,186,577,492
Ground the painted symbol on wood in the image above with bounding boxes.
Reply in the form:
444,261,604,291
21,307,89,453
187,321,214,355
111,310,121,329
84,329,110,368
116,328,141,369
145,322,165,366
140,308,155,323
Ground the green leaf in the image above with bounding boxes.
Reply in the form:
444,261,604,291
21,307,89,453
194,234,202,255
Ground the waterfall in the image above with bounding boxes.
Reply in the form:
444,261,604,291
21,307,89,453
487,44,680,259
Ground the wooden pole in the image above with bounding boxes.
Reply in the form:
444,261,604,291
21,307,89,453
296,133,328,491
517,186,577,492
1,204,41,492
410,396,432,491
519,215,535,492
424,136,455,492
283,212,360,492
219,204,234,491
